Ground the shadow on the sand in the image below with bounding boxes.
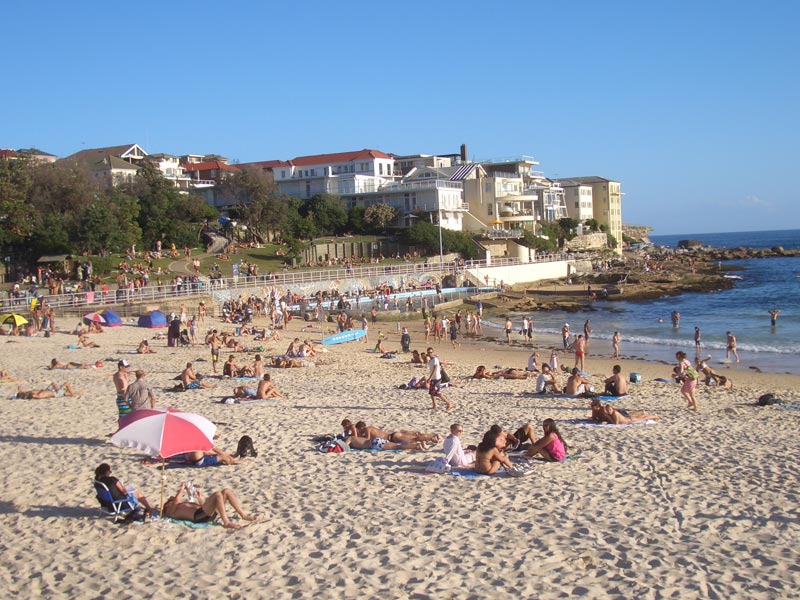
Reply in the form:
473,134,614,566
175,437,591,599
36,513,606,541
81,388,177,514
22,505,103,520
0,434,105,447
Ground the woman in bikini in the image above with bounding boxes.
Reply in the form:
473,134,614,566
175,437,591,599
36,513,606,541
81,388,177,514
601,404,660,425
474,429,513,475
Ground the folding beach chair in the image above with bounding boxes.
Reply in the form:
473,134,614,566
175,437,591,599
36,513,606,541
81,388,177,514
93,480,138,523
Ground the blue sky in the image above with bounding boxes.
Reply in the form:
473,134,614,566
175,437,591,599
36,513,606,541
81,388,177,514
2,0,798,235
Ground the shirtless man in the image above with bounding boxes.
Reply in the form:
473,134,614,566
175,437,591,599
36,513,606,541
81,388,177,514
603,365,628,396
181,362,216,389
137,340,156,354
113,360,131,418
208,330,222,374
162,482,256,530
601,404,660,425
234,373,284,399
565,368,593,395
79,333,100,348
726,331,739,363
573,335,587,372
249,354,266,377
343,434,429,451
349,420,440,445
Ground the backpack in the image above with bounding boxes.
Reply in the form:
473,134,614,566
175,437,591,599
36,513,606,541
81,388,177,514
684,365,698,381
316,438,349,453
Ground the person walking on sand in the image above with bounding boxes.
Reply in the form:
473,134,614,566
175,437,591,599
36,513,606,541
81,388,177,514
126,370,156,411
209,330,222,374
769,309,780,327
427,347,452,411
113,360,132,418
725,331,739,363
676,351,699,411
561,323,570,350
612,331,621,359
583,319,592,346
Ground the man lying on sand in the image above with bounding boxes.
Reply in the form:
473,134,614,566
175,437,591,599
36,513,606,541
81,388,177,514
143,445,241,467
162,482,256,530
343,435,431,451
472,366,530,380
342,419,441,445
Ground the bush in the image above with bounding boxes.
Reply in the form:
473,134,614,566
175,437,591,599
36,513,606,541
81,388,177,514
87,255,120,276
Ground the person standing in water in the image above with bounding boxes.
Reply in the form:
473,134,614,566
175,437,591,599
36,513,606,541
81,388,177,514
694,326,702,353
769,309,780,327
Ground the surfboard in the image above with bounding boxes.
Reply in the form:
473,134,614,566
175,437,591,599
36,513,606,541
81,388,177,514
321,329,366,346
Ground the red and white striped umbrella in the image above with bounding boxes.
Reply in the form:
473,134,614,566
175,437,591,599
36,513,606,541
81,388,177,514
111,407,216,458
83,312,107,324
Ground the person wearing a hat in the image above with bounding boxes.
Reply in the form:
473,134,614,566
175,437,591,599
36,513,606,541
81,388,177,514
113,360,132,418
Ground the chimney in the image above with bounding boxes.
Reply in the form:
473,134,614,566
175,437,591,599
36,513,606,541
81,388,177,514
460,144,468,162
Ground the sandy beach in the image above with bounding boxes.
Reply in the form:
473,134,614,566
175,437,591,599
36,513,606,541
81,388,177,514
1,315,798,599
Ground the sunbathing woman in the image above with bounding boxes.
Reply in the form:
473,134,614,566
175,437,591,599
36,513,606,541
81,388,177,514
601,404,660,425
16,382,78,399
474,429,513,475
411,350,425,365
0,369,16,382
524,419,568,461
48,358,91,370
354,421,441,445
343,434,430,451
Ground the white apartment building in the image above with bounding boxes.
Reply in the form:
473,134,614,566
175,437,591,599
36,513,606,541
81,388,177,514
558,179,595,222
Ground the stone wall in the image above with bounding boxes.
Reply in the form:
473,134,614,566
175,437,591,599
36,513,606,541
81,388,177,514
564,232,608,252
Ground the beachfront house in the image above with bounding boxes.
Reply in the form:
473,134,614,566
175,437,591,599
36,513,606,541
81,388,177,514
555,176,624,254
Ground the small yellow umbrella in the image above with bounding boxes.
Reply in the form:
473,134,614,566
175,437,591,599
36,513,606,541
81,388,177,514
0,313,28,327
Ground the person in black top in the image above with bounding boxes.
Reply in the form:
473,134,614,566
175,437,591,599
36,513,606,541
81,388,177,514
95,463,153,516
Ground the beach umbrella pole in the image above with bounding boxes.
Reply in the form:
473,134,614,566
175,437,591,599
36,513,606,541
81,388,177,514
159,460,166,520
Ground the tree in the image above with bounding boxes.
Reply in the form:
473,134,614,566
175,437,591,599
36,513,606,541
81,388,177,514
301,194,347,235
364,203,397,232
75,188,141,255
521,229,557,253
218,168,288,242
584,218,600,233
0,158,36,252
347,205,367,234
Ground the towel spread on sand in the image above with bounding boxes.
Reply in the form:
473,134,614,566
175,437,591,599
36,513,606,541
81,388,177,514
218,397,279,406
161,516,215,529
597,394,629,402
571,419,656,428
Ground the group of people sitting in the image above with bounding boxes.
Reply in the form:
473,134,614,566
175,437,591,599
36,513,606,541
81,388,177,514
442,421,570,474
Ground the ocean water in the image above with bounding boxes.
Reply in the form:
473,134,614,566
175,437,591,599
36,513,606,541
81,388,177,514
496,229,800,374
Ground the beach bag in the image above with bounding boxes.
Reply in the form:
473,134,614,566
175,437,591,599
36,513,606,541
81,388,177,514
684,365,698,381
425,457,451,474
757,393,782,406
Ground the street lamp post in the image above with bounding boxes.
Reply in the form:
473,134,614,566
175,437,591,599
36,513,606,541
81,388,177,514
438,208,444,270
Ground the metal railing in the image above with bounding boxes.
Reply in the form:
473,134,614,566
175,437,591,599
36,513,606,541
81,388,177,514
3,254,576,313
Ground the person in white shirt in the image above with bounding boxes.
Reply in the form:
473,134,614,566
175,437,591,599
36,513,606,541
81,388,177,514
427,347,452,411
535,364,561,394
443,423,475,467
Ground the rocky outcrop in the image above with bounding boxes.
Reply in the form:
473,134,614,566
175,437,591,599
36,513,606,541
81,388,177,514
678,239,704,249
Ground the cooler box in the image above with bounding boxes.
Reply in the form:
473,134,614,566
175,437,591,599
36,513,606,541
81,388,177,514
629,373,642,384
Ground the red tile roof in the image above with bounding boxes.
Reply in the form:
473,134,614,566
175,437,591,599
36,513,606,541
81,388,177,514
237,160,286,170
181,161,239,172
288,149,392,167
0,149,19,158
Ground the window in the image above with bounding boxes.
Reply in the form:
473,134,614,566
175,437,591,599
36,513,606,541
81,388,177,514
281,170,286,178
379,164,384,175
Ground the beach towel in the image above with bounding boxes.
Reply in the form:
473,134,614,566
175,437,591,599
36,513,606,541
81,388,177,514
566,419,657,428
778,403,800,412
218,397,278,406
597,394,629,402
231,377,259,381
160,516,216,529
